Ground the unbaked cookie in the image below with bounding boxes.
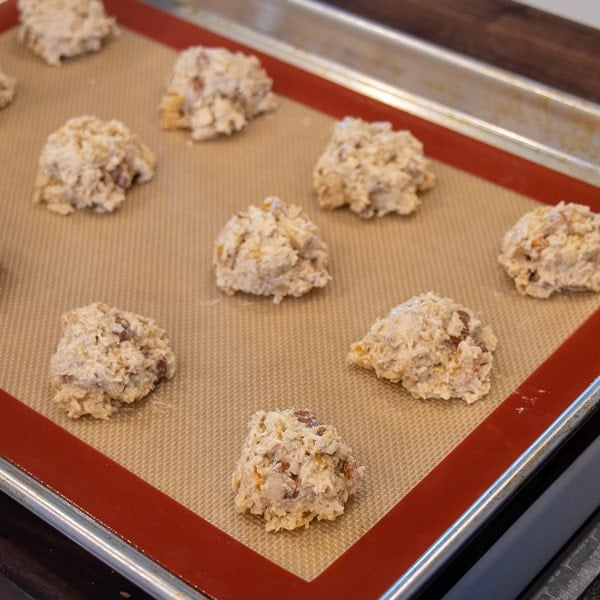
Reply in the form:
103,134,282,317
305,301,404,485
232,408,364,531
18,0,117,67
313,117,435,218
213,197,331,303
0,67,16,108
34,115,156,215
160,45,277,141
50,302,176,420
348,292,497,403
498,201,600,298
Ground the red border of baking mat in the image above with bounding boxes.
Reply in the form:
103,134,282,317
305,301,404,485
1,1,598,598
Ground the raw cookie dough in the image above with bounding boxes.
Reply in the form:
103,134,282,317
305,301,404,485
0,67,16,108
160,45,278,141
313,117,436,219
232,408,364,531
213,197,331,303
498,201,600,298
34,115,156,215
50,302,176,420
18,0,117,66
348,292,498,403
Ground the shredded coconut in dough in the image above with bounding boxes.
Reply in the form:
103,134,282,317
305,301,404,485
0,67,16,108
50,302,176,420
18,0,117,67
160,45,278,141
232,408,364,531
34,115,156,215
498,201,600,298
349,292,498,403
213,197,331,303
313,117,435,218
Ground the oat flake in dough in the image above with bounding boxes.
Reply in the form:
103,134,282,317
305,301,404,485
232,408,364,532
498,201,600,298
18,0,117,67
160,45,278,141
313,117,436,219
0,67,16,108
213,197,331,303
50,302,176,420
34,115,156,215
349,292,498,403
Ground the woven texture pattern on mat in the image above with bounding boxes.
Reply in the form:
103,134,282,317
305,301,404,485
0,26,598,581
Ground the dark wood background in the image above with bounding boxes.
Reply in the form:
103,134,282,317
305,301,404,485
323,0,600,103
1,1,599,599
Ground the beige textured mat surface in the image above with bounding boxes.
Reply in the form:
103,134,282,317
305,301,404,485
0,26,598,581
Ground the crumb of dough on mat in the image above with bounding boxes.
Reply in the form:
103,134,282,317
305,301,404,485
50,302,176,420
312,116,435,219
0,67,16,108
212,196,331,303
348,292,498,403
232,408,364,531
160,45,278,141
498,201,600,298
17,0,118,66
33,115,155,215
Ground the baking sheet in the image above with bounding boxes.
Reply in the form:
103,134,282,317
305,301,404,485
0,0,598,597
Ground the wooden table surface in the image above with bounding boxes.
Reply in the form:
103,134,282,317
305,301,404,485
1,1,598,599
323,0,600,104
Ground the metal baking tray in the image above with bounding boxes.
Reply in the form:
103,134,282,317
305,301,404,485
0,1,598,598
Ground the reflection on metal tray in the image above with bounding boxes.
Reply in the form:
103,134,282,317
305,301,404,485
146,0,600,185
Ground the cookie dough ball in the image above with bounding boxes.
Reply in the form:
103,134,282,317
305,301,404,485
232,408,364,531
50,302,176,420
313,117,435,219
34,115,156,215
18,0,117,67
349,292,497,403
0,67,16,109
160,45,278,141
498,201,600,298
213,197,331,303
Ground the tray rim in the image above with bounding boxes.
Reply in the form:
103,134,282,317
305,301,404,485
0,457,207,600
0,1,599,598
382,378,600,599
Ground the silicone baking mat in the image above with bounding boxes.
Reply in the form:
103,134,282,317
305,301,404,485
0,0,598,597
